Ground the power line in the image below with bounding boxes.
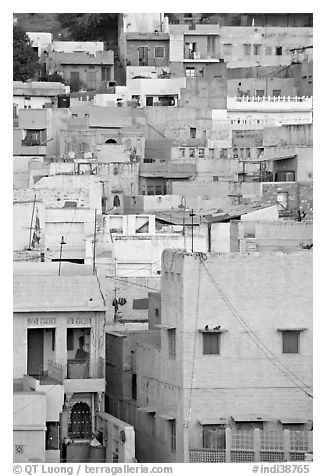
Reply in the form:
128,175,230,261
105,275,160,293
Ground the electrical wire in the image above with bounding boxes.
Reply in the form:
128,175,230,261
105,275,160,293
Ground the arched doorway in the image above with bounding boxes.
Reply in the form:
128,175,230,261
69,402,92,439
113,195,120,208
105,139,117,144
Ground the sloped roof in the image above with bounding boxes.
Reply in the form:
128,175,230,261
155,211,200,225
14,275,106,312
204,204,275,223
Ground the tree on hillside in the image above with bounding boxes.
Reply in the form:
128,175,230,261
58,13,118,42
13,25,39,81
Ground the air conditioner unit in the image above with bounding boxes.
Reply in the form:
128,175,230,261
193,52,201,59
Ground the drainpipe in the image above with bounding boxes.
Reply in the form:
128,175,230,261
208,222,212,252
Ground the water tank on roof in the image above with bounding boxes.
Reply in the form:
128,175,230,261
58,94,70,108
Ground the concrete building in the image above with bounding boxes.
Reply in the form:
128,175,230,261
169,24,313,70
44,51,114,91
50,41,104,55
106,250,313,463
27,32,53,57
13,81,70,110
13,275,106,462
13,107,70,160
226,96,312,126
60,106,145,163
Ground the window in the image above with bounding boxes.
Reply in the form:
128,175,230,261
220,148,228,158
282,423,304,431
190,127,196,138
209,148,215,159
154,46,165,58
132,373,137,400
265,46,272,55
277,191,289,210
179,147,185,158
244,44,251,55
203,425,226,449
223,43,232,55
256,89,265,97
155,185,163,195
146,96,153,106
170,420,176,451
282,331,299,354
46,422,59,450
198,148,205,158
185,67,195,77
213,176,219,182
168,329,176,358
147,185,155,195
70,71,80,83
244,221,256,238
155,308,159,317
189,148,195,158
275,171,295,182
253,44,262,55
236,421,264,431
276,46,283,56
245,148,251,158
273,89,282,97
113,195,120,207
23,129,46,147
67,329,74,351
203,333,220,355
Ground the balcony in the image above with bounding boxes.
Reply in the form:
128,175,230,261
184,51,220,61
228,96,313,112
27,359,105,392
189,429,313,463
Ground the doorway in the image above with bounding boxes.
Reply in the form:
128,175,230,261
27,329,44,377
138,47,149,66
69,402,92,439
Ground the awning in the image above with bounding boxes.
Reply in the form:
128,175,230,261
242,155,297,163
159,414,176,420
155,324,176,330
198,328,228,333
137,406,156,414
232,414,268,422
139,173,193,179
198,418,229,425
278,417,308,424
277,328,308,332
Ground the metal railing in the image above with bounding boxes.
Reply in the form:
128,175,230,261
189,429,312,463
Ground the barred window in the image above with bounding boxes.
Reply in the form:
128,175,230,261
154,47,165,58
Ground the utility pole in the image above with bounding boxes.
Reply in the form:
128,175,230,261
58,236,66,276
190,209,195,252
92,209,97,275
